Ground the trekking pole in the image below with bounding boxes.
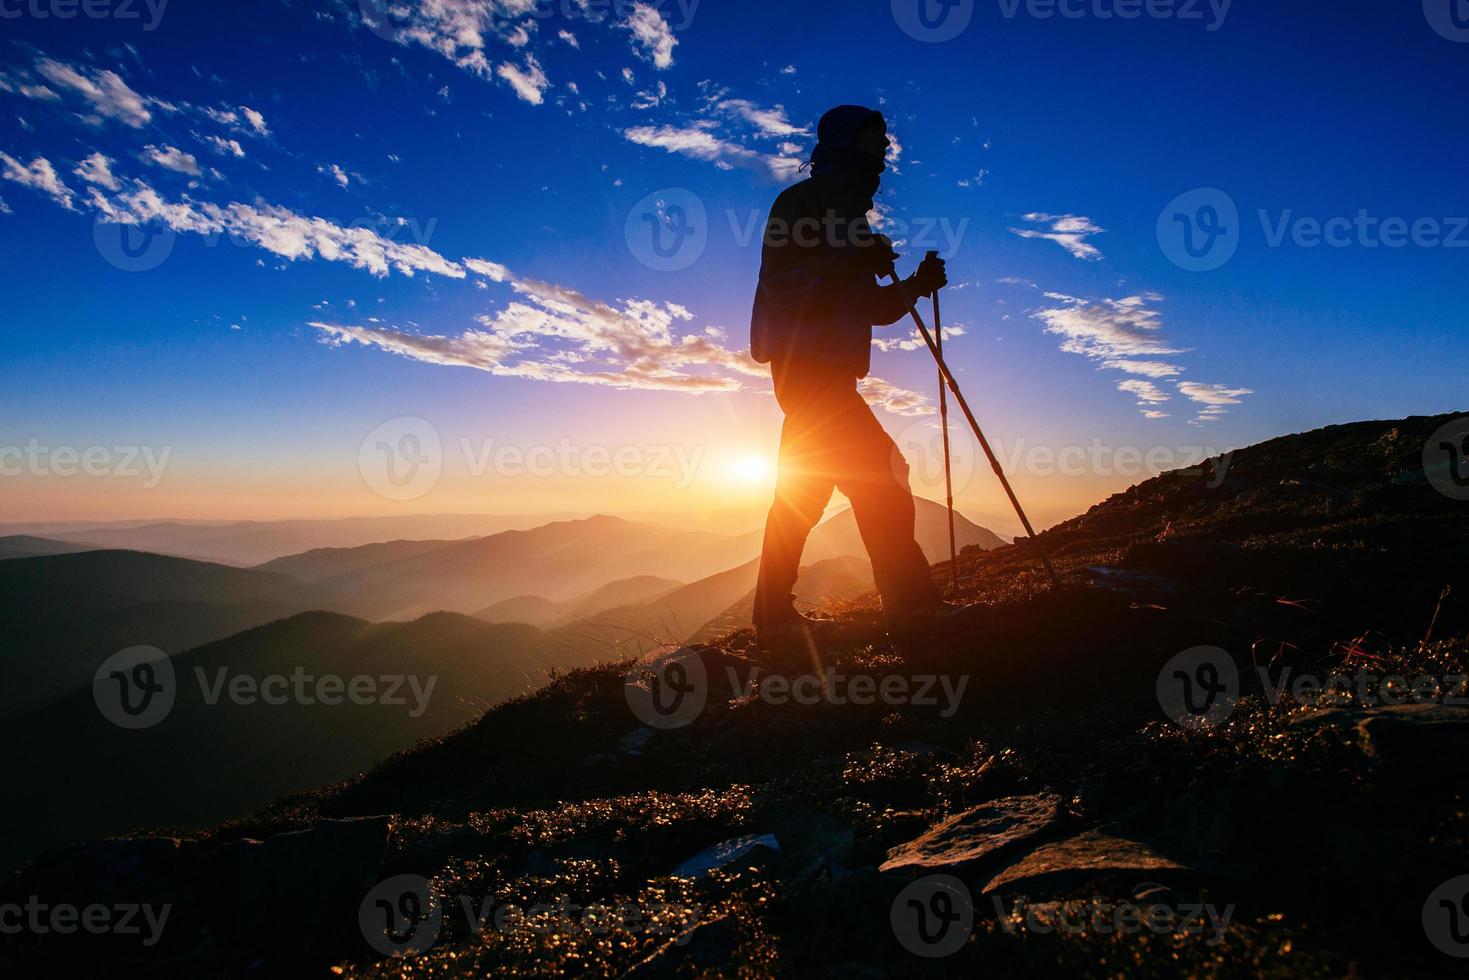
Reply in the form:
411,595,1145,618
931,269,959,595
887,262,1063,591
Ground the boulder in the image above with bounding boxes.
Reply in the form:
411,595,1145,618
880,793,1063,875
982,830,1199,896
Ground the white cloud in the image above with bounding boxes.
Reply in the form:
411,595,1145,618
1033,291,1252,421
320,163,350,188
558,29,579,48
0,196,10,215
74,152,121,191
140,144,202,176
1178,381,1253,424
241,106,269,135
716,99,808,138
1101,358,1183,378
624,122,801,181
35,59,156,128
0,152,76,210
1010,212,1105,261
1118,379,1170,405
1033,292,1181,362
0,74,61,102
857,376,933,416
631,80,668,110
355,0,546,80
496,54,549,105
86,176,466,279
621,2,677,69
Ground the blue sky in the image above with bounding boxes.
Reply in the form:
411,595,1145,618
2,0,1466,530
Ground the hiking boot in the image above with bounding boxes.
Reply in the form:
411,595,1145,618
888,600,984,643
755,611,835,662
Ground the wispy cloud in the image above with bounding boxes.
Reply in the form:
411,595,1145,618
1011,212,1105,261
496,53,550,105
81,168,465,278
1032,291,1251,421
35,58,159,128
715,99,808,138
1178,381,1254,424
0,151,75,209
140,144,202,176
623,122,801,181
620,2,678,69
1033,292,1182,362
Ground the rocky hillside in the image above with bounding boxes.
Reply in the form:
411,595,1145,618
3,413,1467,979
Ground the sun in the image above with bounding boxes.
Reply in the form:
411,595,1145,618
729,453,773,484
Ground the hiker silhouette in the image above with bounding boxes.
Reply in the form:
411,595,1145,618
750,105,952,645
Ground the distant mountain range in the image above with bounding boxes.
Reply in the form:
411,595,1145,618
0,513,576,566
0,501,1004,722
0,610,601,870
0,496,1007,867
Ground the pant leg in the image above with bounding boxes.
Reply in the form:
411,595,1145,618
754,370,837,627
826,384,942,622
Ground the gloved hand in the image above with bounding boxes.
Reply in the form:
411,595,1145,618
856,233,900,276
908,251,948,297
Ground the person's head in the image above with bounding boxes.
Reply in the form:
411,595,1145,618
810,105,889,203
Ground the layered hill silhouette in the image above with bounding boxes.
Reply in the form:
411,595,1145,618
2,501,999,721
0,551,333,719
0,513,568,566
0,610,595,871
5,413,1463,978
0,535,94,560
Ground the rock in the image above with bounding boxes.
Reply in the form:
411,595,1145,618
765,808,854,884
671,834,780,879
621,915,739,978
879,793,1063,875
399,823,492,872
982,829,1199,896
617,727,656,756
225,816,392,957
1356,704,1469,775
